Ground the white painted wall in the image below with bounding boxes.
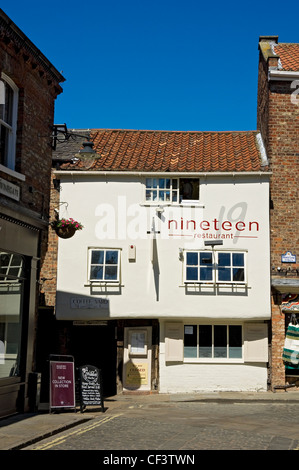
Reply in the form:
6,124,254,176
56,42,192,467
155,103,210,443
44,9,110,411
159,320,268,392
159,361,268,392
55,174,271,322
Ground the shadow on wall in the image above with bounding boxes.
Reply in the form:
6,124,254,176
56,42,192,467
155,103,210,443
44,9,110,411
122,359,143,391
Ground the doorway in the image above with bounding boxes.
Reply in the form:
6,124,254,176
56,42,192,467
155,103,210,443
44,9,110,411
70,322,117,397
123,326,152,392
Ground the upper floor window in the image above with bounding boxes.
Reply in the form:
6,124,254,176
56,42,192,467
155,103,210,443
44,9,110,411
88,248,120,282
184,250,246,284
145,177,199,203
0,74,18,170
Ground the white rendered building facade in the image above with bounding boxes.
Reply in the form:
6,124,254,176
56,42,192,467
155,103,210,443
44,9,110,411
51,129,271,394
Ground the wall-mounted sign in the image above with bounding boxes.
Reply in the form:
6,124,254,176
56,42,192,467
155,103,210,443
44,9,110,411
281,251,296,263
129,330,147,357
0,177,20,201
125,362,148,386
71,297,109,309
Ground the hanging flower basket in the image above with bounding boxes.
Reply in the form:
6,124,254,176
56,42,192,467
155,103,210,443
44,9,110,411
51,217,84,239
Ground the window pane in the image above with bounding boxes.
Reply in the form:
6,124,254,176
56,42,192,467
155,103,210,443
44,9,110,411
233,267,244,282
165,190,170,201
152,190,157,201
200,267,213,281
218,267,231,281
158,190,165,201
179,178,199,200
172,191,178,202
218,253,231,266
187,267,198,281
6,323,21,355
214,325,227,358
105,251,118,265
152,178,158,188
172,179,178,189
0,124,9,166
91,250,104,265
165,179,171,189
90,266,103,280
0,251,24,379
146,190,151,201
199,325,212,358
184,325,197,358
146,178,152,188
105,266,118,280
200,252,212,265
229,325,242,358
187,252,198,265
159,178,165,188
233,253,244,266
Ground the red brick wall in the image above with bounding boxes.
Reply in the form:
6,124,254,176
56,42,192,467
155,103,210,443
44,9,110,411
0,38,61,220
257,46,299,387
39,173,60,307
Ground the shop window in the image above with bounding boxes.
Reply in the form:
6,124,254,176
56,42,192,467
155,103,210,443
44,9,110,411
0,251,25,378
184,250,246,284
184,324,243,360
0,74,18,170
145,177,199,203
88,248,120,282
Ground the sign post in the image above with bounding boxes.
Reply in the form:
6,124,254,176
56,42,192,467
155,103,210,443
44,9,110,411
78,365,105,412
49,355,76,412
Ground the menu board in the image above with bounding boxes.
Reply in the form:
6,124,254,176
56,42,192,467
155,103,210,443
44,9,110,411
78,365,104,412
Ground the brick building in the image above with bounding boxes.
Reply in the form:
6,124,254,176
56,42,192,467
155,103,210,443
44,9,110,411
257,36,299,388
0,9,64,416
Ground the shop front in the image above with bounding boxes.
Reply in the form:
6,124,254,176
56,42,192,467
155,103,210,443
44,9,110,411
0,215,39,416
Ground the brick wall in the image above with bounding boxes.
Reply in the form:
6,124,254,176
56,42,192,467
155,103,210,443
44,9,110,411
39,173,60,307
0,34,62,220
257,41,299,387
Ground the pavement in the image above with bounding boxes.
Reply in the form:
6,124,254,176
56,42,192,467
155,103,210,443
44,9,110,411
2,390,299,451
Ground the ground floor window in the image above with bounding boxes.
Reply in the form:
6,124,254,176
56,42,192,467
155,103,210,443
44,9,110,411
184,324,242,360
0,251,25,378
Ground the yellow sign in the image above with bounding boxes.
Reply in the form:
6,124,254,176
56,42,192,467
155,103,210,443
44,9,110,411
125,362,148,386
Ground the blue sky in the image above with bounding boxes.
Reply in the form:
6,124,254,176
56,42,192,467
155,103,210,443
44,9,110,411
3,1,298,132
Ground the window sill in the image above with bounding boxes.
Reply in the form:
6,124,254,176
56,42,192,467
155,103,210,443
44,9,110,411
183,358,244,364
140,202,205,208
182,282,249,288
0,164,26,181
84,282,123,287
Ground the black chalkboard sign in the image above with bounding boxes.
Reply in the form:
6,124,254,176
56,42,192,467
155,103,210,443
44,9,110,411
78,365,104,412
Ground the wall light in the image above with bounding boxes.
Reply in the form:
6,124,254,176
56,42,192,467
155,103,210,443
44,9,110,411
204,240,223,247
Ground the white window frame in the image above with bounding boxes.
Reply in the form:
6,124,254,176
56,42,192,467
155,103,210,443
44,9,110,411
145,177,179,203
144,177,200,204
183,323,244,363
88,248,121,283
184,250,247,285
0,252,24,283
0,73,19,170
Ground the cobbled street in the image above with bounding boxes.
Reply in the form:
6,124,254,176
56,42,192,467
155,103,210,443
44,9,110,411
22,400,299,451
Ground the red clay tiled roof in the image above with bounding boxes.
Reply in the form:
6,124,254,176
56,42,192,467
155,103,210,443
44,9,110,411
274,43,299,71
59,129,268,173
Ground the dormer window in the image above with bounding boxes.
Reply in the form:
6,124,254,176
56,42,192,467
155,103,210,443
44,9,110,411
0,74,18,170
